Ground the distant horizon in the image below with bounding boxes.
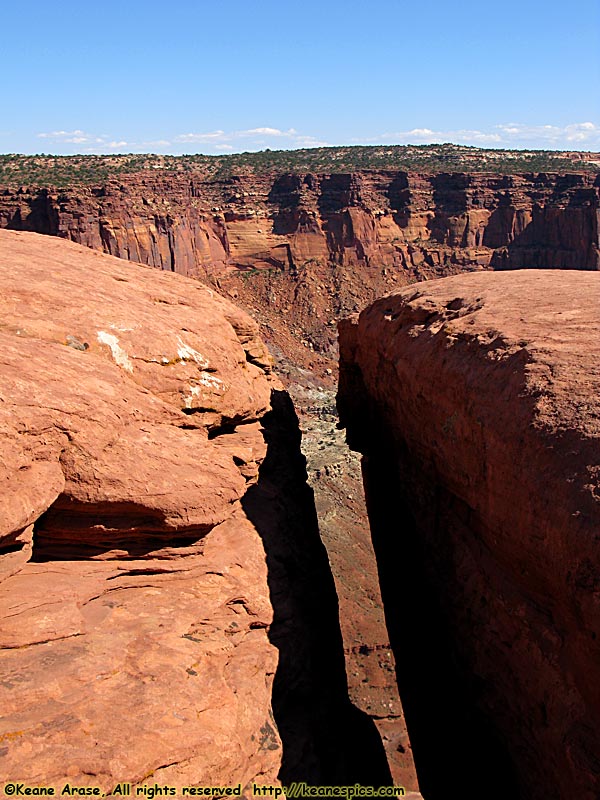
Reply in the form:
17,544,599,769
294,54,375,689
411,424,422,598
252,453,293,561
3,139,600,159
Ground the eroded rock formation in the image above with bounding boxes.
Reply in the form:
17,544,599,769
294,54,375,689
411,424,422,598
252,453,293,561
1,172,598,278
338,270,600,800
3,169,597,383
5,163,599,795
0,229,419,794
0,229,280,789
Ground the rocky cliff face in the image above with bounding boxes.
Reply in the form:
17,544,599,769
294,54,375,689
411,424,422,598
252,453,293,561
0,230,407,793
3,169,597,383
0,229,282,788
338,270,600,800
1,170,598,279
3,167,599,795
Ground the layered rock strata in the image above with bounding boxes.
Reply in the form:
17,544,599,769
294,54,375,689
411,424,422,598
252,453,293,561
338,270,600,800
3,170,597,382
0,229,282,789
1,171,598,281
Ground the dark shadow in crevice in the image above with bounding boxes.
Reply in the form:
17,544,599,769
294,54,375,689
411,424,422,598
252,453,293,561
360,439,523,800
242,390,392,788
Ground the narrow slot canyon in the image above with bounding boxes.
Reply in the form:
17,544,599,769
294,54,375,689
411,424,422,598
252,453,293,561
241,390,394,787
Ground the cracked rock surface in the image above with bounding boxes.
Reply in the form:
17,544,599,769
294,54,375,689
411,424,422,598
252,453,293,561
0,229,281,790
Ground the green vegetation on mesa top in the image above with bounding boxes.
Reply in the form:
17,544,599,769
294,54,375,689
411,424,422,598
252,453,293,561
0,144,598,187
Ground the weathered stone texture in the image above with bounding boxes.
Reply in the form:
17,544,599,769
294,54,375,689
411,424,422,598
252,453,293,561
1,171,598,278
338,270,600,800
0,229,281,791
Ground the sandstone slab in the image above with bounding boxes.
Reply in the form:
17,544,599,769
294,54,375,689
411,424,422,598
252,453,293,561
0,229,281,790
338,269,600,800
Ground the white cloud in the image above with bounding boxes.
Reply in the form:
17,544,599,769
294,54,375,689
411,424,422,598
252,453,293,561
495,122,600,146
174,131,226,143
36,129,174,153
294,135,330,147
169,126,330,152
32,121,600,156
359,122,600,150
246,127,286,135
38,129,81,139
33,125,330,154
172,126,326,149
37,129,105,144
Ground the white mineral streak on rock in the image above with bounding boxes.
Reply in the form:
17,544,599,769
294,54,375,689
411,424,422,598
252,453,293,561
97,331,134,373
183,375,226,408
197,374,225,390
177,336,209,368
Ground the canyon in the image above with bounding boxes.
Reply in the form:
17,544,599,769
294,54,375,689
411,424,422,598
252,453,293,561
1,166,598,383
338,271,600,800
1,153,599,797
0,229,417,793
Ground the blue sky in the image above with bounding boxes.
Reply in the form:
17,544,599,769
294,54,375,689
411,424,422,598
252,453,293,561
2,0,599,154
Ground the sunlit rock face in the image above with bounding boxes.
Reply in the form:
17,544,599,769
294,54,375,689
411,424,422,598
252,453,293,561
1,171,598,279
0,229,282,789
338,269,600,800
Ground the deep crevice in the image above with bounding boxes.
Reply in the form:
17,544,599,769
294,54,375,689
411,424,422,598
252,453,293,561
30,497,210,561
0,542,26,555
242,389,393,788
359,439,523,800
207,421,238,438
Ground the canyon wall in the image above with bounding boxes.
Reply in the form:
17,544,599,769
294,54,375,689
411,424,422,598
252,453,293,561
338,270,600,800
2,169,597,381
1,171,598,284
0,230,399,792
2,167,599,794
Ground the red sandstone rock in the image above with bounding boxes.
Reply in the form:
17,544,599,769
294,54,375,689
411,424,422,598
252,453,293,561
338,270,600,800
1,171,597,279
5,166,598,793
0,229,281,790
1,169,597,383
